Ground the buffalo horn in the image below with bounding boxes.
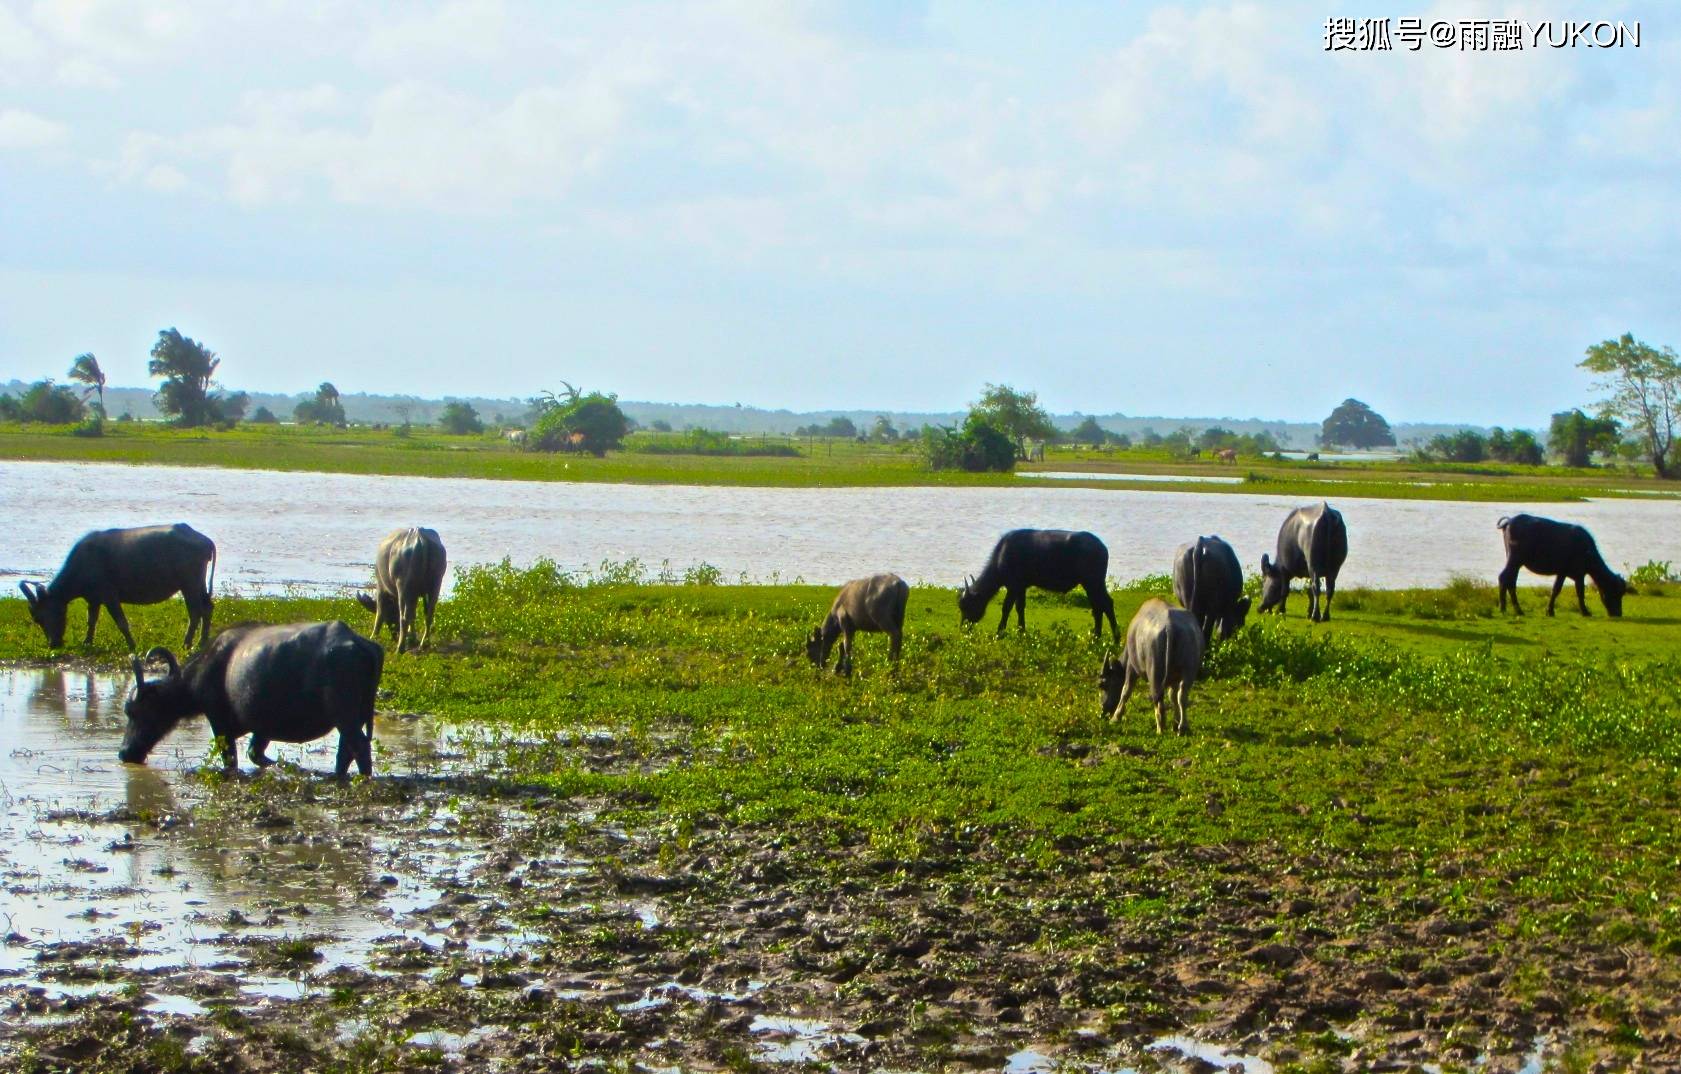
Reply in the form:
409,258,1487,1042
143,646,180,678
17,580,40,605
130,654,146,686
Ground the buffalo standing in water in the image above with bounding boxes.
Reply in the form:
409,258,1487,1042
1258,503,1347,622
1496,514,1626,617
121,621,384,778
958,529,1118,641
807,573,909,676
19,523,216,651
355,527,446,652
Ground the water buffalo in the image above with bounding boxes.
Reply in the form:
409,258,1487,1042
807,573,909,676
18,523,216,651
959,529,1118,640
120,620,384,778
1258,503,1347,622
1496,514,1626,617
354,527,446,652
1100,598,1203,735
1172,535,1250,642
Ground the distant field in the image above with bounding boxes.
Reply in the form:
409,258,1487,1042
0,421,1674,502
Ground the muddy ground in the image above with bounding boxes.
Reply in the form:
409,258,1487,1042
1,671,1675,1073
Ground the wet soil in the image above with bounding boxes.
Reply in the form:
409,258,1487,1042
0,668,1673,1072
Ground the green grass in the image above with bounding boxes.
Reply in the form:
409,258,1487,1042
5,568,1680,958
3,420,1677,500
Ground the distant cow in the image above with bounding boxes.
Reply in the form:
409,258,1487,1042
1100,598,1204,735
807,573,910,676
958,529,1119,641
120,621,383,778
355,527,446,652
1214,448,1237,464
1258,503,1348,622
18,524,216,651
1173,536,1250,643
1496,514,1626,617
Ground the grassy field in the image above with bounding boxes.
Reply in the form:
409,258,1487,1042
3,420,1676,502
2,570,1678,1069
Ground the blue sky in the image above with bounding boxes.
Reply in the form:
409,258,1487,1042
1,1,1675,425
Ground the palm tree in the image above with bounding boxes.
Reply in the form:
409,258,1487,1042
67,353,106,416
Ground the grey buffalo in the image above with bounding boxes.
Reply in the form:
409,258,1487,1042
18,523,216,651
1172,535,1250,643
120,620,384,778
1258,503,1348,622
1497,514,1626,617
958,529,1119,640
355,527,446,652
807,573,909,676
1100,598,1203,735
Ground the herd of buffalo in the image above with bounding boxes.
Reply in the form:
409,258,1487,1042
13,505,1627,773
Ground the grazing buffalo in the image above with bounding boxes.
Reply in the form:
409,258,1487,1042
1214,448,1237,464
807,573,910,676
1497,514,1626,617
1258,503,1348,622
1173,536,1251,643
355,527,446,652
18,524,216,651
1100,598,1203,735
120,621,384,778
958,529,1119,640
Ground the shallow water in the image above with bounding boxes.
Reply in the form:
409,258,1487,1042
0,667,472,993
4,460,1678,596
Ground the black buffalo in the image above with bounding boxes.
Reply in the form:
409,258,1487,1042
120,620,384,778
1258,503,1348,622
958,529,1118,640
1497,514,1626,617
1172,535,1250,643
19,523,216,651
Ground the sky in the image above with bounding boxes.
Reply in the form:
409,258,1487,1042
1,1,1676,425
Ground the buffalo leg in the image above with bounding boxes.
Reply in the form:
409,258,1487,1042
334,730,360,779
248,737,276,768
1173,681,1190,735
838,625,854,677
1498,562,1522,614
84,602,101,646
1307,573,1322,622
106,603,136,651
1546,575,1566,616
1573,575,1590,616
1322,574,1336,622
995,592,1016,636
1015,590,1027,632
888,627,902,663
1150,683,1167,735
1108,667,1137,723
420,590,438,649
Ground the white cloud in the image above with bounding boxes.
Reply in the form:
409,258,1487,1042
0,108,69,149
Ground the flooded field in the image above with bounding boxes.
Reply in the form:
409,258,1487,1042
3,460,1678,597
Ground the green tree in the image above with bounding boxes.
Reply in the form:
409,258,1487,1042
436,401,485,435
1320,398,1396,449
149,327,236,427
1547,409,1620,468
294,381,347,425
250,405,278,424
529,384,628,456
871,415,898,442
66,353,106,416
920,413,1016,472
1071,416,1108,446
0,380,85,423
1486,427,1544,466
1423,429,1487,463
971,383,1055,458
1580,332,1680,478
1197,426,1236,451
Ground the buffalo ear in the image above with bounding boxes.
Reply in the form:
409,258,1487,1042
355,591,378,614
1260,554,1272,577
1235,596,1252,616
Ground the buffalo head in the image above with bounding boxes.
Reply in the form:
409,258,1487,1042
1217,595,1253,640
1256,555,1289,615
956,575,987,626
1601,572,1627,617
1098,655,1127,719
120,647,186,765
18,581,67,648
805,626,826,668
